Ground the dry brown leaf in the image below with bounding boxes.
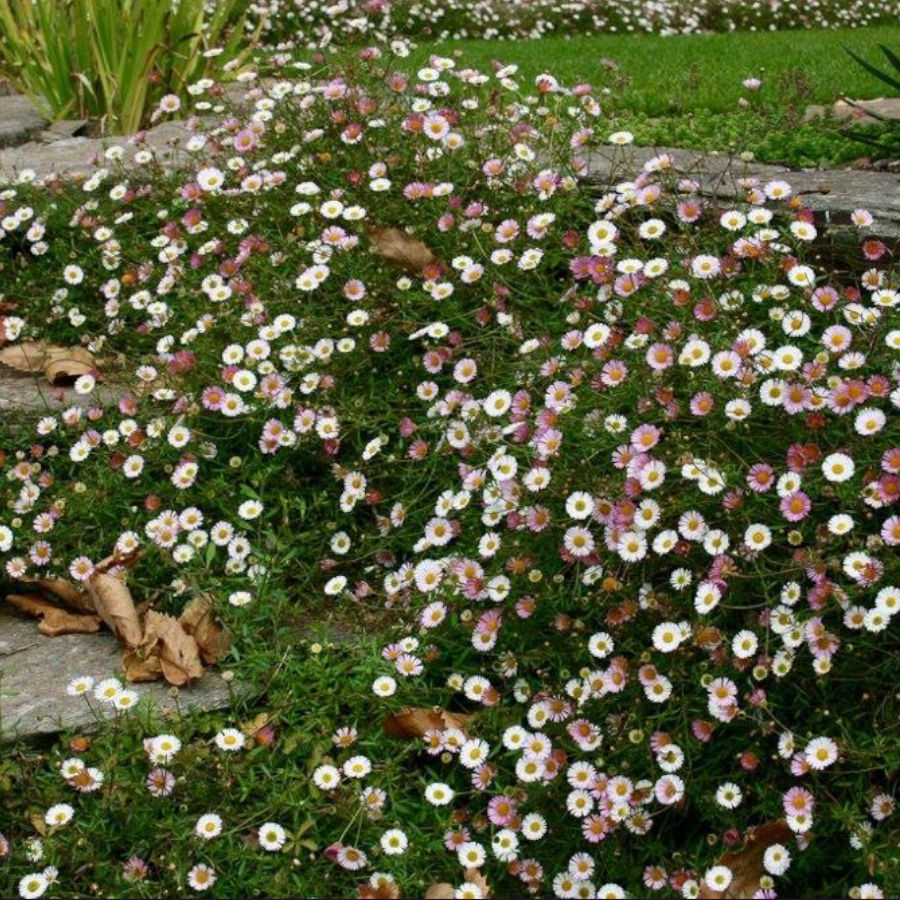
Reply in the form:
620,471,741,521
6,593,102,637
699,820,794,899
122,646,163,683
383,706,474,739
464,869,490,898
695,626,723,648
0,340,96,384
369,226,437,274
142,610,204,686
358,878,401,899
241,711,271,736
86,572,143,649
22,576,95,613
95,547,142,574
179,594,231,664
425,870,488,899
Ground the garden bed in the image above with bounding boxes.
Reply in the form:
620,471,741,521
0,14,897,900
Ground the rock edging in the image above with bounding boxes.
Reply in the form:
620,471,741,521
582,144,900,237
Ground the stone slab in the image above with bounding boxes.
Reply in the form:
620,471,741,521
805,96,900,125
0,119,199,182
0,95,47,148
0,370,128,416
0,608,235,741
581,144,900,237
6,123,895,239
40,120,90,141
0,81,264,183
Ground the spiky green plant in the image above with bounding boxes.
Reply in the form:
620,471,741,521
0,0,256,134
845,43,900,92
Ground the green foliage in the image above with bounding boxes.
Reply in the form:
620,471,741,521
0,20,898,900
845,44,900,93
842,44,900,161
0,0,254,133
414,27,900,117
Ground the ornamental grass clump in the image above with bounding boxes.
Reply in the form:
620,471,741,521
0,40,897,900
0,0,254,133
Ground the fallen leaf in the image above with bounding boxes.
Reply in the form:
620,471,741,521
695,626,723,648
383,706,474,739
22,576,95,613
0,340,96,383
358,877,401,899
369,226,437,274
142,610,204,686
464,869,490,898
699,820,794,899
6,593,102,636
95,547,141,574
179,594,231,664
86,572,143,649
122,646,163,683
425,870,487,899
241,711,271,736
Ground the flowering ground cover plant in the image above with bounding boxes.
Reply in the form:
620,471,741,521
0,38,898,900
247,0,900,46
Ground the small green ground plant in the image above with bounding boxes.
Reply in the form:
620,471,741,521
0,34,897,900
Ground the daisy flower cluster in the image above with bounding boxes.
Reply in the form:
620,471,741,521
246,0,900,47
0,38,896,900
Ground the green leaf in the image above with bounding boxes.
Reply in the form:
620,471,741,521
876,44,900,75
845,46,900,93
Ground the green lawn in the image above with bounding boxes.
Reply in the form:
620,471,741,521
419,26,900,115
405,25,900,167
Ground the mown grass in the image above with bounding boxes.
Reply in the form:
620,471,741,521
405,25,900,167
419,26,900,115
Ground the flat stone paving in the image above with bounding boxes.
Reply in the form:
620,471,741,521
582,144,900,237
0,94,47,148
805,97,900,126
0,370,128,416
0,119,198,181
3,91,898,236
0,609,235,741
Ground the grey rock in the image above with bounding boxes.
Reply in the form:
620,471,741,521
0,119,199,182
0,369,128,416
0,79,269,182
804,97,900,125
0,609,236,741
802,104,828,123
580,144,900,237
41,120,90,141
833,97,900,125
0,94,47,148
